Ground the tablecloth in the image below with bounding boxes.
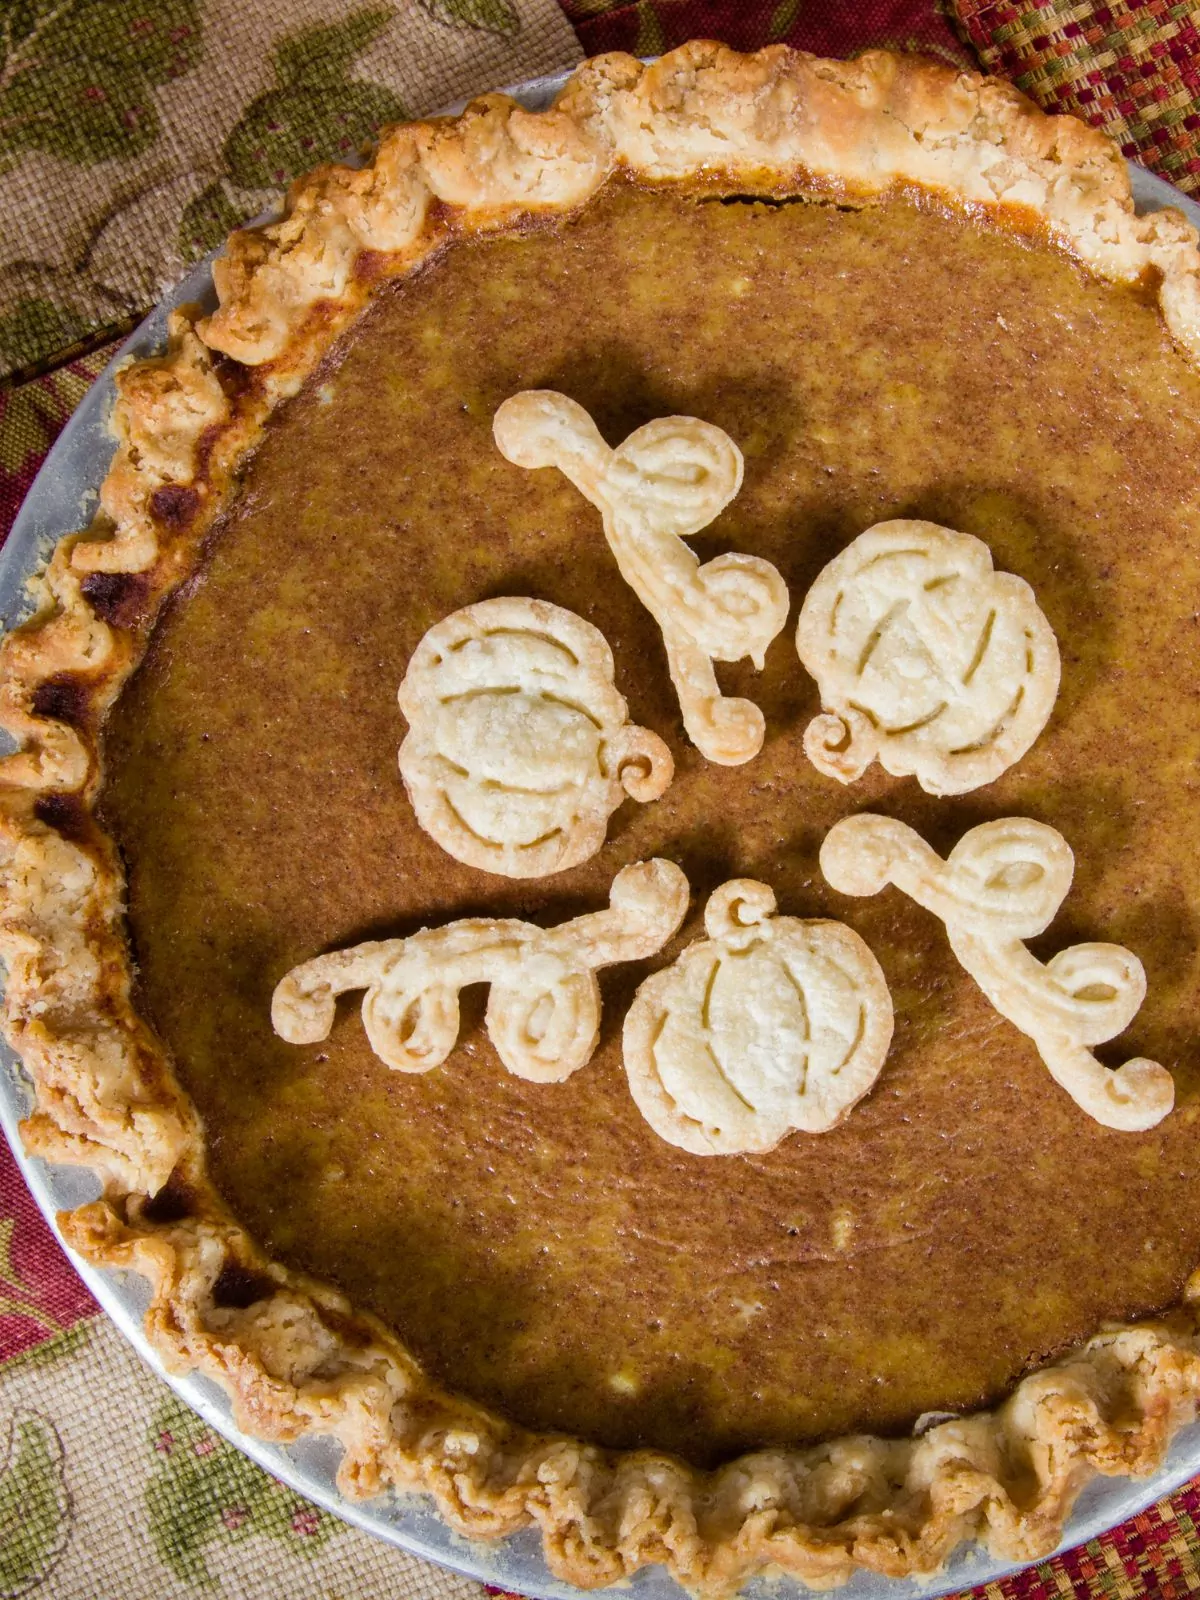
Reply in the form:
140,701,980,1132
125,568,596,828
2,1,1200,1596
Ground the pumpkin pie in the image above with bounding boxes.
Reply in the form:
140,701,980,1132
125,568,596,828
4,41,1200,1597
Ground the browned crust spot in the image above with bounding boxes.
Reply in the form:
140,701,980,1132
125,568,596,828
1,41,1200,1599
79,572,153,629
30,675,90,729
149,484,201,532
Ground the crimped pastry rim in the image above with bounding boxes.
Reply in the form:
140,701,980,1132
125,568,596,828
2,42,1200,1599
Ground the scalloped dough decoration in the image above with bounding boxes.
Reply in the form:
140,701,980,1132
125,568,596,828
796,521,1061,795
820,814,1174,1131
398,597,673,879
623,878,894,1154
272,859,689,1082
493,391,790,766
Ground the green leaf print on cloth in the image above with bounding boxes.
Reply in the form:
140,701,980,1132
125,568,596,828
769,0,804,40
0,1410,70,1598
179,7,407,262
145,1396,337,1586
418,0,521,36
632,0,665,56
0,295,96,379
0,0,202,167
177,182,248,268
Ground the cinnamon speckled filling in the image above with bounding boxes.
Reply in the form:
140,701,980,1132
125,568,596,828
101,182,1200,1467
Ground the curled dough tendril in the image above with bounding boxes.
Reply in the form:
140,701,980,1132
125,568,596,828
272,859,690,1083
494,391,789,766
819,814,1174,1131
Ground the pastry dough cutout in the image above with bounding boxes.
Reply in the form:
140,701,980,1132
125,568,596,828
272,859,689,1083
819,814,1174,1131
398,597,673,879
623,879,894,1155
796,521,1061,795
493,391,790,766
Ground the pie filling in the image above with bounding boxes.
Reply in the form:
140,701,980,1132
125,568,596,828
100,181,1200,1468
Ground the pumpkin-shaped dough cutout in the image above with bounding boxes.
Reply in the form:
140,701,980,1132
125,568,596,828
623,879,894,1155
399,597,673,878
796,520,1060,796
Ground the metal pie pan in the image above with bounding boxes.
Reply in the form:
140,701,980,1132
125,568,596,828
3,69,1200,1600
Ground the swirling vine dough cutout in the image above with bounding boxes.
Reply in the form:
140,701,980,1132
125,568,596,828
493,392,789,766
272,859,689,1082
398,597,673,878
622,879,894,1155
796,521,1060,795
820,815,1174,1131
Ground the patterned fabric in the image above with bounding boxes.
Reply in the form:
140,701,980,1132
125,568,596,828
0,0,581,380
0,348,114,541
948,0,1200,194
3,1,1200,1596
0,1161,487,1598
560,0,975,63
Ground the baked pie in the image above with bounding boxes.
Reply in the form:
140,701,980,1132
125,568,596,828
4,40,1200,1597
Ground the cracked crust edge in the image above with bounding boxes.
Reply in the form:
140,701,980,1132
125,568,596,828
1,40,1199,1599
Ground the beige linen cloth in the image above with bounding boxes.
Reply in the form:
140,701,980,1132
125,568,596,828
3,1314,510,1599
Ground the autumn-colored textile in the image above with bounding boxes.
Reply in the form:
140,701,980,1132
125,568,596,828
0,349,115,542
560,0,974,64
949,0,1200,195
3,0,1198,379
0,1149,487,1598
4,3,1200,1597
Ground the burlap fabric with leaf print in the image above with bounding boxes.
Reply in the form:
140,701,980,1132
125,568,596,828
0,0,581,378
0,1312,495,1598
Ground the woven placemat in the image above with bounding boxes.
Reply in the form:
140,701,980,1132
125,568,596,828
558,0,974,62
948,0,1200,194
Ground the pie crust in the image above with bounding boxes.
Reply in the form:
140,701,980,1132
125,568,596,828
3,42,1200,1598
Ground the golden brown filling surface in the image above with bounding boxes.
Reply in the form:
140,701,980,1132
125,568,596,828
102,184,1200,1466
